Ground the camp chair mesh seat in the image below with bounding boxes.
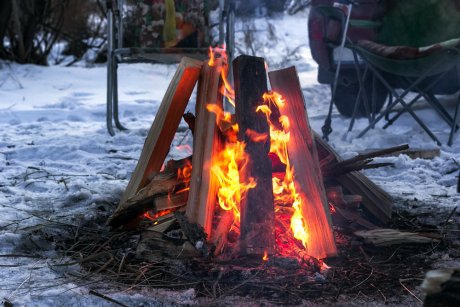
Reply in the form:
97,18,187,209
106,0,235,135
341,0,460,146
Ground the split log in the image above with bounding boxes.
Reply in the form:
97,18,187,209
108,157,192,228
322,144,409,177
354,229,441,246
185,58,223,237
269,66,337,259
360,147,440,160
234,55,275,255
314,133,393,223
109,57,202,228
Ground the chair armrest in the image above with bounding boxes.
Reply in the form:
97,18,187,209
349,19,381,29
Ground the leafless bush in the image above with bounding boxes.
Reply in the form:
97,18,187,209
0,0,106,65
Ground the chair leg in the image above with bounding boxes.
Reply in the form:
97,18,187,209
107,53,115,136
448,94,460,146
382,73,445,129
357,63,442,145
106,6,115,136
361,88,442,145
425,93,454,126
384,93,393,122
448,65,460,146
383,93,423,129
348,50,371,133
347,66,369,133
113,61,128,131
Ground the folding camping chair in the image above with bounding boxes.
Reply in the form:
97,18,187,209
346,0,460,146
106,0,235,135
319,0,460,146
351,41,460,146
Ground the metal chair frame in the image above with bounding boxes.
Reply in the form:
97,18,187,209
348,46,460,146
318,2,460,146
106,0,235,135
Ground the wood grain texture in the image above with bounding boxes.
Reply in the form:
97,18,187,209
109,57,202,227
314,133,393,223
185,58,223,237
269,66,337,259
108,157,191,228
234,55,275,255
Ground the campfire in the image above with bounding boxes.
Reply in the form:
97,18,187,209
107,49,397,265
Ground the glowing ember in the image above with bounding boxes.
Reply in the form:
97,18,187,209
262,250,269,261
176,159,193,194
177,159,193,184
144,208,176,222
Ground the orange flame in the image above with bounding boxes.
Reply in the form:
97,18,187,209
208,46,235,106
207,47,257,229
259,91,310,249
246,129,269,143
177,160,193,187
144,208,175,222
207,48,311,256
207,105,256,224
262,250,269,261
208,47,215,67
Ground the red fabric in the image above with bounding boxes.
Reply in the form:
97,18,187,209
357,40,443,59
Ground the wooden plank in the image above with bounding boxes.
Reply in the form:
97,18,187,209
269,66,337,259
233,55,275,255
354,229,440,246
314,132,393,223
185,58,223,237
107,157,191,228
108,57,202,227
359,147,440,160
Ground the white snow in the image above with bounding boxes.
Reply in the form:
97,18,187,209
0,10,459,306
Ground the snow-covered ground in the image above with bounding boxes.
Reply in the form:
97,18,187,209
0,10,459,306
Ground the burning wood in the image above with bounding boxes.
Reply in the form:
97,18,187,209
233,55,275,256
185,57,223,237
108,157,192,228
108,57,202,228
269,66,337,259
108,51,398,264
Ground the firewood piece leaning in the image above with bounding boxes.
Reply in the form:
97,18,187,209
185,58,224,237
233,55,275,256
314,133,393,223
108,57,202,228
322,144,409,177
269,66,337,259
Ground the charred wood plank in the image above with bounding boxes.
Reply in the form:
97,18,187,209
233,55,275,255
314,132,393,223
269,66,337,259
